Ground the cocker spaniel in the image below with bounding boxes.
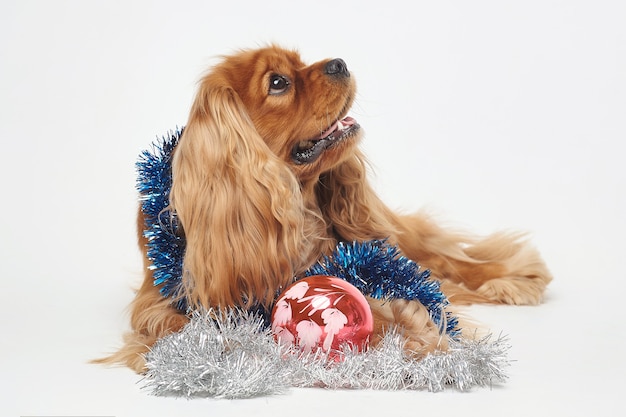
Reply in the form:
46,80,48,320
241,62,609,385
101,45,551,372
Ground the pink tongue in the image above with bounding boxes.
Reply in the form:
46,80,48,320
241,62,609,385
319,117,355,139
319,121,340,139
341,116,356,126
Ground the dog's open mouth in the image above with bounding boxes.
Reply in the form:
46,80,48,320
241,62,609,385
292,116,360,164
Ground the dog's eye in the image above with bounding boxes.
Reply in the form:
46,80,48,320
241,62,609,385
269,74,290,95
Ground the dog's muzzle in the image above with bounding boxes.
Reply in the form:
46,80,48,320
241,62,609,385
292,116,360,164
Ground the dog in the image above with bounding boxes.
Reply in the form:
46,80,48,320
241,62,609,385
100,45,551,373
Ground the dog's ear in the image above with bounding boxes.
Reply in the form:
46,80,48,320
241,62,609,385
170,80,306,308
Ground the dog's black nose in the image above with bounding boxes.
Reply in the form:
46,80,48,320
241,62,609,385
325,58,349,77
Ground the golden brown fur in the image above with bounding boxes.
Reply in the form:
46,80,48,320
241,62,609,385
97,45,551,372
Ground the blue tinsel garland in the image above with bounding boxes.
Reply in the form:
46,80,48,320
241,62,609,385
137,130,458,335
307,240,458,336
136,128,187,311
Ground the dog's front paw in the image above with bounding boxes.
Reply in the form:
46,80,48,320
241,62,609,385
476,276,549,305
369,298,449,356
464,234,552,305
478,241,552,305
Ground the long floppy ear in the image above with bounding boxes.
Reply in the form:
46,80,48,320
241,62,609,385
170,82,307,309
316,150,399,241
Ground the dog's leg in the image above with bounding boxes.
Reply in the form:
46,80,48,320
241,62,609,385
94,208,189,373
94,270,189,373
394,212,552,305
315,156,551,305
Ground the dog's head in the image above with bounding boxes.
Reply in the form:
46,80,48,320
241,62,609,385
168,46,368,308
170,46,386,307
186,45,361,180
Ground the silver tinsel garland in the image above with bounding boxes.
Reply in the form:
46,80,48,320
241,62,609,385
142,309,510,399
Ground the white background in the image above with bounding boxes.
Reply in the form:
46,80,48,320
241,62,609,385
2,0,624,415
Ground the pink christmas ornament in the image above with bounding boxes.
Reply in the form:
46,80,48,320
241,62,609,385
271,276,374,356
